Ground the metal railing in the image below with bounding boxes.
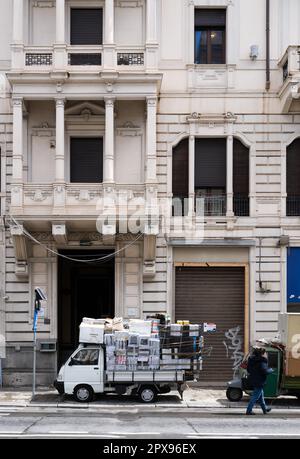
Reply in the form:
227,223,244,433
117,53,145,66
287,195,300,216
233,194,250,217
195,193,226,217
25,53,52,66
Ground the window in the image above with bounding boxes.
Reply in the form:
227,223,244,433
195,138,226,216
71,8,103,45
287,139,300,216
71,348,99,366
172,138,189,216
287,248,300,312
195,9,226,64
70,137,103,183
233,139,249,216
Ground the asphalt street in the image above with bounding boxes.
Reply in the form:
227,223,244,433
0,407,300,439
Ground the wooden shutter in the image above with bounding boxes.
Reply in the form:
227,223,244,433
233,139,249,195
71,8,103,45
70,138,103,183
195,138,226,188
287,139,300,195
175,266,245,382
195,9,226,27
172,138,189,198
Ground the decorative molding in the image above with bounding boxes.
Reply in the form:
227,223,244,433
186,112,237,124
116,121,142,137
32,122,55,137
116,0,143,7
146,97,157,107
56,98,66,107
33,1,54,7
105,83,114,93
65,101,105,117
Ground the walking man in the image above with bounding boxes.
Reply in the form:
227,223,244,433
246,347,273,415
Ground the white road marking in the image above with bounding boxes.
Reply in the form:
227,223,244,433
187,433,300,438
49,431,89,434
0,433,123,438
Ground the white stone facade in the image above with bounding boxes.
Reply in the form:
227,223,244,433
0,0,300,385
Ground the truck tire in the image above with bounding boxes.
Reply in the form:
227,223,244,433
138,385,158,403
226,387,243,402
73,384,94,403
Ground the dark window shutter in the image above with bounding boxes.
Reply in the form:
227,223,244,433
195,138,226,188
71,9,103,45
172,138,189,198
233,139,249,195
287,138,300,195
71,138,103,183
195,9,226,27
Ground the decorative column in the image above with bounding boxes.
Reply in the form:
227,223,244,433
55,98,65,182
104,97,115,183
11,98,24,209
280,145,286,218
12,0,24,69
226,135,234,217
54,0,67,70
54,98,66,212
188,135,195,217
146,97,157,183
146,0,158,70
103,0,115,70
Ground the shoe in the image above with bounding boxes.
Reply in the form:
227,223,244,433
246,411,256,415
263,407,272,414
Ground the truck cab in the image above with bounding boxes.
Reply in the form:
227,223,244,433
55,345,105,402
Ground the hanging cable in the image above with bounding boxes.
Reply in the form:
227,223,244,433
8,215,144,264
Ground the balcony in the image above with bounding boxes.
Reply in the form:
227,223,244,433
278,46,300,113
18,183,147,220
22,46,148,72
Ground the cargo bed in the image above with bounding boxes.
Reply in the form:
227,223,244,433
106,370,185,383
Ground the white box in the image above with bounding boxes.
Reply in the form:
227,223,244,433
79,322,104,344
129,320,152,335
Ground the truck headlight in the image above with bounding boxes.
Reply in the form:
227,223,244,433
57,373,63,382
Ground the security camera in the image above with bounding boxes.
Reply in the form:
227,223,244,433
35,287,47,302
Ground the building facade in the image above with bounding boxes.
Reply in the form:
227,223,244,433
1,0,300,385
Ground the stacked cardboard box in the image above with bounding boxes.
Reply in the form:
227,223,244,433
80,316,211,373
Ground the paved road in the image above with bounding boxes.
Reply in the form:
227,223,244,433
1,407,300,439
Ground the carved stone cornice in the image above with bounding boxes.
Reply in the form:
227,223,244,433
186,112,237,124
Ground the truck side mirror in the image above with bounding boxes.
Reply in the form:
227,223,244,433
69,358,74,366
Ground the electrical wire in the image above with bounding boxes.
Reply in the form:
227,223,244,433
7,215,143,264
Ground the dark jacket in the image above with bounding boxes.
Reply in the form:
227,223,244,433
247,355,273,388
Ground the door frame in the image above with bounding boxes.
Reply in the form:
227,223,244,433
173,262,249,354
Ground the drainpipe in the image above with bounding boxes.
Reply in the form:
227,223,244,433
266,0,270,91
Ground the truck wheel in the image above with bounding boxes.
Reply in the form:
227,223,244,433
139,386,157,403
73,385,94,403
226,387,243,402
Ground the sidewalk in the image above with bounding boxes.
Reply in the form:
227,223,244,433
1,386,300,410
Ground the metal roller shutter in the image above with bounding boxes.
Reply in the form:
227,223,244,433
195,138,226,188
71,8,103,45
175,266,245,382
70,137,103,183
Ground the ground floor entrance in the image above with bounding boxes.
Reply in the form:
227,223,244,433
58,250,115,367
175,266,246,383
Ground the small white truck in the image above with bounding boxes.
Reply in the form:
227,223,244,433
54,344,199,403
54,343,201,403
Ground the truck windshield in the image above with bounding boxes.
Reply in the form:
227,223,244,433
71,349,99,366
